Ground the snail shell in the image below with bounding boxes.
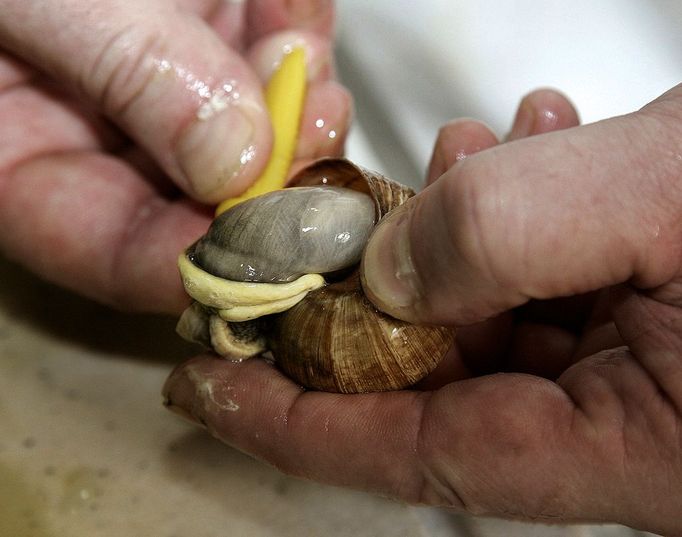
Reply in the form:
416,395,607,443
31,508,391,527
267,158,454,393
178,158,455,393
268,272,454,393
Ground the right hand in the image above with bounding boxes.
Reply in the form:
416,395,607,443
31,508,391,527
164,87,682,535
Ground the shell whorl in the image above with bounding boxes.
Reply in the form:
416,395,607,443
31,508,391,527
266,158,454,393
288,158,414,218
177,157,455,393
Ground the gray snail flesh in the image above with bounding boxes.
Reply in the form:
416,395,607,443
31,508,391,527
192,186,376,282
177,158,455,393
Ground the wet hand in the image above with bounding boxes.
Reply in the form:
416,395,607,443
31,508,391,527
0,0,350,313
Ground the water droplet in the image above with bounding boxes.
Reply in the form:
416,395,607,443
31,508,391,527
328,130,337,139
240,145,256,165
335,231,351,243
155,59,171,73
196,103,213,121
315,118,325,128
210,90,229,109
60,466,105,515
194,81,241,120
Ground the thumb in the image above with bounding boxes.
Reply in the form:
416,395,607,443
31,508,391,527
361,86,682,325
1,0,272,203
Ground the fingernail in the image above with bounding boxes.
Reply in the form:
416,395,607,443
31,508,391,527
361,203,421,318
163,398,207,429
177,105,255,203
287,0,331,25
251,31,330,83
162,366,206,428
508,99,535,140
533,107,559,133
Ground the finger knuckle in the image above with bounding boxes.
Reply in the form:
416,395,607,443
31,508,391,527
414,394,471,511
80,25,165,118
442,162,516,290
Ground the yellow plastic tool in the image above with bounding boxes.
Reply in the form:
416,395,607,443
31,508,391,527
215,47,307,216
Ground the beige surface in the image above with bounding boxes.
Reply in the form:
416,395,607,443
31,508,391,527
0,257,437,537
0,256,656,536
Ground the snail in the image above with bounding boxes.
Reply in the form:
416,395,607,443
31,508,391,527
177,158,455,393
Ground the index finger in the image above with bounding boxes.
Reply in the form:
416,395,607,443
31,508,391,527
162,350,681,534
1,0,272,203
163,355,427,494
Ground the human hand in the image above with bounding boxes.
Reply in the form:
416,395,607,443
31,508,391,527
0,0,349,313
163,85,682,535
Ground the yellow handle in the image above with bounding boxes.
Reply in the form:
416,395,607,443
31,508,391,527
215,47,307,216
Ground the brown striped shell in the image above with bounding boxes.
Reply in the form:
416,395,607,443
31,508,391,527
266,158,455,393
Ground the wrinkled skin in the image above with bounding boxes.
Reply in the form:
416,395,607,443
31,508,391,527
3,0,681,533
0,0,349,312
165,86,682,536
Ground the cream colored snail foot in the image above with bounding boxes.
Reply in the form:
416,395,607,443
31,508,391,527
178,253,325,322
177,302,267,360
176,158,456,393
177,250,324,361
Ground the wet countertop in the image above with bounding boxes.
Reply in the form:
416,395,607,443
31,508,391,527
0,261,656,536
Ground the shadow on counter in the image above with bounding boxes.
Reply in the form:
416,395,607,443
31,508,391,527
0,255,200,364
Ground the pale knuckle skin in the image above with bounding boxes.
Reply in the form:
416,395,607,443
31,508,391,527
455,160,532,294
416,158,529,323
558,350,682,533
81,24,165,118
414,377,580,519
413,362,682,533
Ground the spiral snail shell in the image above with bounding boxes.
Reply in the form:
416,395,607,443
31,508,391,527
177,158,455,393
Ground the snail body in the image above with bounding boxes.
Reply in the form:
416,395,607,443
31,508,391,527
193,186,376,283
178,158,455,393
